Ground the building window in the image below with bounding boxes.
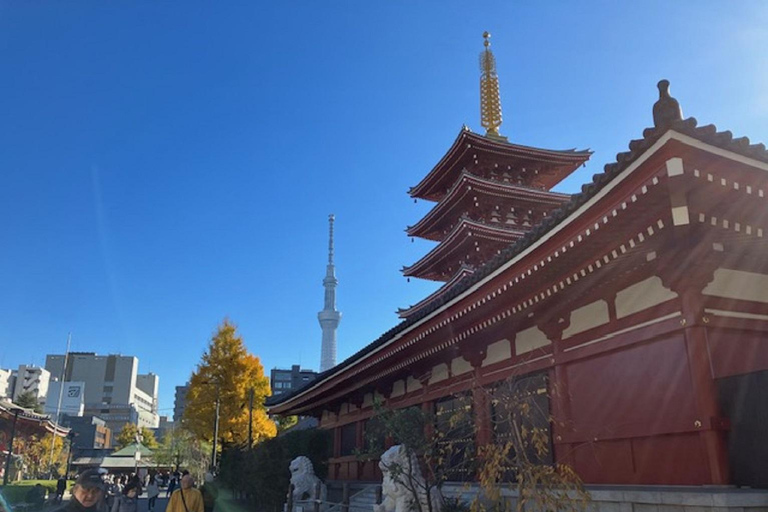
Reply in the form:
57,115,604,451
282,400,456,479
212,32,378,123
339,422,357,457
435,394,475,481
491,372,552,477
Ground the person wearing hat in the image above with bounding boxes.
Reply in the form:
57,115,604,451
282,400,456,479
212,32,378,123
53,469,108,512
110,481,140,512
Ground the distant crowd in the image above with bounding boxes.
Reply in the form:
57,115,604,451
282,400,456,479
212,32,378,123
9,468,219,512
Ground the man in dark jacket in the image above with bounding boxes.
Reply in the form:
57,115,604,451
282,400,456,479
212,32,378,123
53,469,108,512
56,476,68,502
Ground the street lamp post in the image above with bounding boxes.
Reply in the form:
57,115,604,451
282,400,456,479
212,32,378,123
210,383,220,471
65,431,76,479
2,408,22,487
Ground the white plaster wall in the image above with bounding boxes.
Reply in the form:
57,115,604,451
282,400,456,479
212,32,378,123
703,269,768,303
562,300,610,339
406,376,422,393
616,276,677,319
483,338,512,366
514,327,551,355
340,402,349,415
430,363,449,384
390,379,405,398
451,356,473,376
363,393,373,407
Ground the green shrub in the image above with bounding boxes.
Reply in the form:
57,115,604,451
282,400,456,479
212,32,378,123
220,429,331,512
0,479,72,505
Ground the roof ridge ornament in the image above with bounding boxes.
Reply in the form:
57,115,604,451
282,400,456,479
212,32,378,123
652,79,683,129
479,32,507,141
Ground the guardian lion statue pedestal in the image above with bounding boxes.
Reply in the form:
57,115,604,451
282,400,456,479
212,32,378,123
374,445,442,512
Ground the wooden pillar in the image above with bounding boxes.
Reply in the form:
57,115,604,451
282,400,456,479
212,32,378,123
680,287,729,484
658,248,729,485
461,347,490,450
539,317,574,466
342,483,350,512
333,413,342,458
377,382,395,449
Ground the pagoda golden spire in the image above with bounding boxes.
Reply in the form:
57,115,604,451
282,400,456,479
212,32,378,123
479,31,505,140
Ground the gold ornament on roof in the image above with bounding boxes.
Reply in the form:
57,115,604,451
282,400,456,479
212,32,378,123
479,31,505,140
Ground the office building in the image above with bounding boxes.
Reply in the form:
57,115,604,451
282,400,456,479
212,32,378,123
173,384,189,422
45,352,159,431
44,381,86,417
270,365,318,396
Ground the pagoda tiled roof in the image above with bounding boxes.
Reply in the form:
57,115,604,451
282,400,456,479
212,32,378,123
407,171,570,241
402,218,525,281
268,116,768,411
397,265,475,319
409,128,591,201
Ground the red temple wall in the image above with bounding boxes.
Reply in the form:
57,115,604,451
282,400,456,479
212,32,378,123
558,333,710,484
708,327,768,379
556,324,768,485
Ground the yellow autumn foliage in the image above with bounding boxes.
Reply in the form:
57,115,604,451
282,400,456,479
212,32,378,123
184,319,276,446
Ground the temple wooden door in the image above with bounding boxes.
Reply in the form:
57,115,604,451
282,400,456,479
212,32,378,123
718,369,768,488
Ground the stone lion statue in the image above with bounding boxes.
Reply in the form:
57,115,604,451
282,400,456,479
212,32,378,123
289,456,327,508
374,445,441,512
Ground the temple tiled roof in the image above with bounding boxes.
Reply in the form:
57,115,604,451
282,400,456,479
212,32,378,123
268,115,768,409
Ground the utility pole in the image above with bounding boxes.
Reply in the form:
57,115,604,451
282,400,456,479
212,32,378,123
247,388,254,448
49,333,71,479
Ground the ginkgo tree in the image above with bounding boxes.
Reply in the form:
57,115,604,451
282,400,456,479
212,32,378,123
115,423,159,450
184,319,276,450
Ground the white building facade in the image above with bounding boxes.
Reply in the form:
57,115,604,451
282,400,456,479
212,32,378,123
12,365,51,406
0,368,14,399
45,353,159,431
44,381,86,417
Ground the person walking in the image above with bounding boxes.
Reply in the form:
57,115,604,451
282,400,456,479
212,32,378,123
165,474,178,498
147,476,160,512
110,482,140,512
56,475,68,502
165,473,203,512
199,473,218,512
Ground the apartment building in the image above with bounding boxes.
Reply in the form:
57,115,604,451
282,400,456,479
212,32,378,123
12,365,51,406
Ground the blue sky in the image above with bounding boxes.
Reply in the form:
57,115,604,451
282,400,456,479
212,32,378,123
0,1,766,416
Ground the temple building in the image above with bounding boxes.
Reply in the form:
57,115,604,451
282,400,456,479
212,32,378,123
269,34,768,491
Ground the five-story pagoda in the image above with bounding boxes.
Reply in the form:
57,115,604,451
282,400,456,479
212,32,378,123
399,33,592,319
